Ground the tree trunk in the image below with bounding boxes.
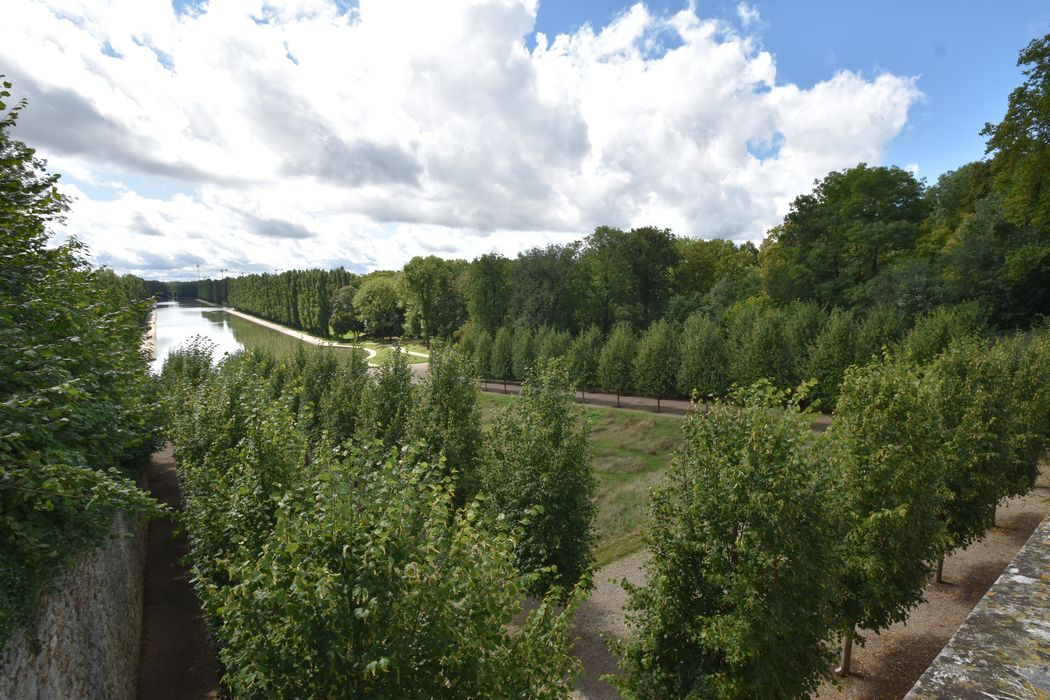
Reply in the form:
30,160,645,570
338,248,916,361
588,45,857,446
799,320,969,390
656,397,661,413
581,388,586,404
935,557,944,583
834,628,854,676
616,391,621,408
992,504,997,528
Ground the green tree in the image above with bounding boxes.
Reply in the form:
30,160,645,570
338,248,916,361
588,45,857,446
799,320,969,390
330,281,363,337
471,328,493,379
512,324,536,381
982,34,1050,231
510,244,581,332
728,302,792,390
482,364,596,597
320,347,371,446
401,256,467,347
466,253,511,334
597,322,636,406
407,345,483,506
828,358,947,674
614,382,839,699
803,308,858,409
676,314,730,400
0,80,161,645
632,319,678,411
489,325,515,390
353,275,404,339
359,349,413,447
566,325,603,403
899,302,986,364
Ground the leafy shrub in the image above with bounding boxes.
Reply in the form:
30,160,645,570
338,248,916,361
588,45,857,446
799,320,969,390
676,313,729,400
566,325,602,398
899,302,986,363
632,319,678,408
489,325,515,382
359,348,413,447
597,322,636,403
512,324,536,380
803,308,858,409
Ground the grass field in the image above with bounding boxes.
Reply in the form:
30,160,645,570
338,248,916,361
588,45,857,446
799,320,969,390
479,392,684,566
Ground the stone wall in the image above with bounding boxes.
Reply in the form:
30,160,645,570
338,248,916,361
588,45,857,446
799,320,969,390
905,512,1050,698
0,513,147,700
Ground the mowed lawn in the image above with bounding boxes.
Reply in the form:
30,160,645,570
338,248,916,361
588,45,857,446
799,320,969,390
479,392,684,566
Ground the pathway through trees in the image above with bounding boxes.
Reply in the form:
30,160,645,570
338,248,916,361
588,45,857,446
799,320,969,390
137,445,220,700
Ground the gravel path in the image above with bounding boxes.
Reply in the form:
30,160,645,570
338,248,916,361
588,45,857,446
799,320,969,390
572,464,1050,699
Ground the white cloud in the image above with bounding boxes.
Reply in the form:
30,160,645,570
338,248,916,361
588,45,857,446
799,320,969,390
3,0,922,279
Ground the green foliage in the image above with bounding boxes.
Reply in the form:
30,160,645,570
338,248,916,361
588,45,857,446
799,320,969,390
676,313,730,399
359,348,413,447
854,306,909,364
803,308,858,409
566,324,603,392
0,82,161,645
982,34,1050,231
899,302,986,364
471,328,494,378
535,326,572,365
614,382,838,699
408,345,483,505
728,302,792,389
781,300,827,386
925,339,1026,552
489,325,515,381
511,324,536,380
829,358,946,634
597,322,636,399
218,447,583,699
482,364,596,597
466,253,511,334
402,255,468,346
319,346,370,446
330,282,363,337
352,275,405,338
632,319,678,401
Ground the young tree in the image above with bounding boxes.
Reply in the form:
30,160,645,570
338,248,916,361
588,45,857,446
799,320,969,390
407,345,483,506
614,382,839,699
566,325,603,403
330,282,363,338
597,322,636,407
803,308,858,409
728,303,792,390
359,349,413,447
512,324,536,381
828,358,947,674
535,327,572,365
781,300,828,386
482,364,596,597
465,252,511,334
632,319,678,411
489,325,515,391
212,446,585,698
676,314,729,401
320,348,371,446
471,328,493,380
899,302,986,364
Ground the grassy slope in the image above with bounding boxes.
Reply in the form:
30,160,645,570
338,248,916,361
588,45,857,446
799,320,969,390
479,393,683,566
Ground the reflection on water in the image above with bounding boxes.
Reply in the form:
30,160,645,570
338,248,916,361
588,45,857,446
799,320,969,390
152,300,359,373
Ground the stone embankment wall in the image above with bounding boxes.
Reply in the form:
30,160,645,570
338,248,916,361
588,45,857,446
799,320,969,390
0,514,147,700
906,512,1050,698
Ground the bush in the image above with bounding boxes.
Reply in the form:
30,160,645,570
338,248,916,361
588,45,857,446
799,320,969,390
899,302,986,363
482,364,596,597
359,348,413,447
614,382,839,699
319,347,371,447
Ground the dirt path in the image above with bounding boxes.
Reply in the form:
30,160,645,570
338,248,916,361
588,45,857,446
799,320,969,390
572,465,1050,699
137,445,220,700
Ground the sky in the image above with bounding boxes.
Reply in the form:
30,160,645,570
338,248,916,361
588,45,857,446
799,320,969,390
4,0,1048,280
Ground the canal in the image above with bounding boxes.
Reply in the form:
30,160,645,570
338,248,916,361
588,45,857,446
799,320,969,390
151,300,363,373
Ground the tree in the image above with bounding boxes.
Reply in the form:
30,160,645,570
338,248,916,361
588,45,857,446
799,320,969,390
359,349,413,447
0,79,162,645
899,302,986,364
676,314,729,401
982,34,1050,231
353,275,404,339
330,282,363,338
761,164,928,307
828,358,947,674
482,364,596,597
566,325,603,403
597,322,636,407
803,308,858,410
471,328,493,379
614,382,839,699
728,302,792,390
625,226,679,327
578,226,637,333
203,445,585,698
489,325,515,390
781,300,828,387
320,347,371,446
512,324,536,381
407,345,483,506
466,253,511,334
510,244,581,332
632,320,678,411
401,256,467,347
